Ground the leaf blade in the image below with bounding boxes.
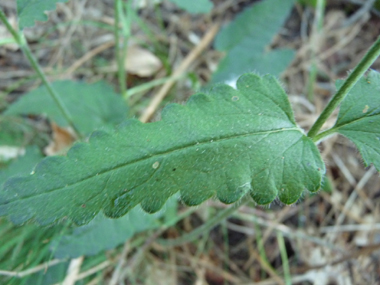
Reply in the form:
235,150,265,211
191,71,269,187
52,208,160,258
212,0,295,83
0,146,42,187
333,70,380,170
17,0,69,30
5,80,128,135
168,0,213,14
0,74,325,225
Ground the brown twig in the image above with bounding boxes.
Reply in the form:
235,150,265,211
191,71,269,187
139,23,220,123
62,256,84,285
109,241,130,285
292,243,380,274
64,41,115,76
0,259,64,278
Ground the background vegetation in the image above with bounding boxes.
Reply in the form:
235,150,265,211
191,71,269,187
0,0,380,284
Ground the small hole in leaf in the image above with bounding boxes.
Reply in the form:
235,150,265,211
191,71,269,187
173,168,176,171
231,96,239,101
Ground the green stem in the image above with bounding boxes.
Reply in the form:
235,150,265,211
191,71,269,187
312,127,338,143
158,201,247,247
127,74,185,99
222,219,229,285
123,2,133,101
114,0,128,98
306,0,325,101
0,10,19,40
0,9,81,138
255,223,273,278
0,37,17,46
276,231,291,285
308,36,380,138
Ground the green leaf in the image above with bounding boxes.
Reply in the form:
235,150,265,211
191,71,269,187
5,80,128,135
0,146,42,186
0,147,62,283
376,0,380,11
0,119,25,150
298,0,317,7
212,0,295,83
332,70,380,171
23,262,69,285
52,195,178,258
214,49,295,85
0,117,32,147
52,206,160,258
17,0,69,30
168,0,213,14
0,74,325,226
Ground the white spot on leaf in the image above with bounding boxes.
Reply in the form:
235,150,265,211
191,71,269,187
152,161,160,169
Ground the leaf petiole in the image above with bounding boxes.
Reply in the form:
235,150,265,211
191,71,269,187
308,36,380,138
311,127,338,143
0,9,82,138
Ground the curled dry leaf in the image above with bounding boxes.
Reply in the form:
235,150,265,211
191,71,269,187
44,122,76,156
125,45,162,77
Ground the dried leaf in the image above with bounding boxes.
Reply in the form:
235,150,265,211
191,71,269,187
125,45,162,77
44,123,76,156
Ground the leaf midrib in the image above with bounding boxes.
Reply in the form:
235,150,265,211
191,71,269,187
335,113,380,132
313,113,380,142
5,126,301,203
